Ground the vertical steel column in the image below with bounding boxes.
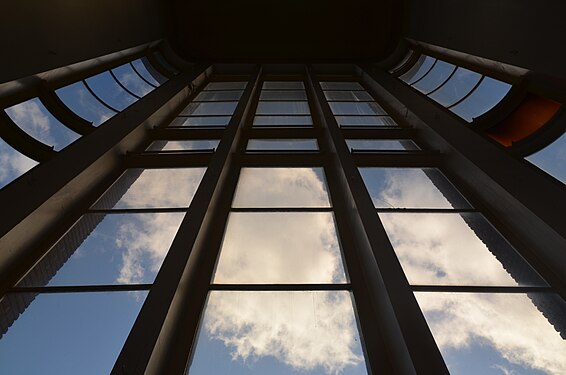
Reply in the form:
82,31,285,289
112,68,262,375
305,65,450,375
358,65,566,299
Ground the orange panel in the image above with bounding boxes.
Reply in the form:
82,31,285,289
486,94,561,147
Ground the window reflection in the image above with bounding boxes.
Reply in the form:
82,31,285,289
214,212,346,284
526,131,566,185
188,291,367,375
232,167,331,208
147,140,219,152
5,98,80,150
380,212,545,286
93,168,206,209
0,292,147,375
415,292,566,375
247,139,318,151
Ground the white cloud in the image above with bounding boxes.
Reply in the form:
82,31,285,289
117,71,153,96
5,99,54,145
202,291,365,374
0,138,38,187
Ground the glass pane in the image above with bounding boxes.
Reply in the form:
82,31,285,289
171,116,231,127
253,115,313,126
336,116,397,126
147,140,219,151
204,82,247,90
56,81,116,126
18,213,184,286
247,139,318,151
260,90,307,101
380,212,545,286
232,167,331,208
262,81,305,90
450,77,512,122
93,168,206,209
85,71,137,110
346,139,419,151
193,91,242,102
180,102,238,116
399,55,435,84
0,291,147,375
412,60,456,94
324,91,373,101
428,68,482,107
359,168,471,209
111,64,154,97
329,102,387,115
188,291,368,375
131,58,161,86
320,82,364,90
526,131,566,185
0,137,38,189
5,98,80,151
415,292,566,375
256,101,310,115
214,212,346,284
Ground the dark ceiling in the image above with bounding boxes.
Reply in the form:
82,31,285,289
169,0,402,63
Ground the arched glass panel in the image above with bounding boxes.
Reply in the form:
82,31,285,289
84,71,137,111
450,77,512,122
526,131,566,185
56,82,116,126
112,64,155,97
0,137,38,189
131,59,161,86
428,68,482,107
5,98,80,150
412,60,456,94
399,55,435,84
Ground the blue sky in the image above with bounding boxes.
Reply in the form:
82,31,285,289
0,76,565,375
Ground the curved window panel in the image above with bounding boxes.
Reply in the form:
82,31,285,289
93,168,206,209
526,131,566,185
324,91,373,101
18,213,185,286
428,68,482,107
111,64,154,97
147,140,219,152
253,115,313,126
232,167,331,208
180,102,238,116
56,81,116,126
0,137,38,189
336,116,397,126
171,116,231,127
194,91,243,102
256,101,310,115
85,71,137,111
213,212,347,284
0,292,147,375
5,98,80,151
204,82,247,90
188,291,368,375
247,139,318,151
380,212,545,286
415,292,566,375
329,102,386,115
359,168,471,209
412,60,456,94
346,139,419,151
399,55,435,84
449,77,512,122
389,51,413,74
131,59,162,86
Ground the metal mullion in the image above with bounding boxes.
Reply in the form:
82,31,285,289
140,149,215,155
230,207,332,213
409,58,438,86
307,66,450,375
82,79,121,113
210,283,351,291
375,208,478,213
353,152,442,167
125,153,212,168
239,152,325,167
341,127,415,139
412,285,553,293
109,69,143,99
446,75,486,109
191,100,241,103
247,127,319,138
112,68,262,375
151,128,224,139
87,207,189,214
425,65,459,96
8,284,153,294
177,114,234,118
129,61,158,88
